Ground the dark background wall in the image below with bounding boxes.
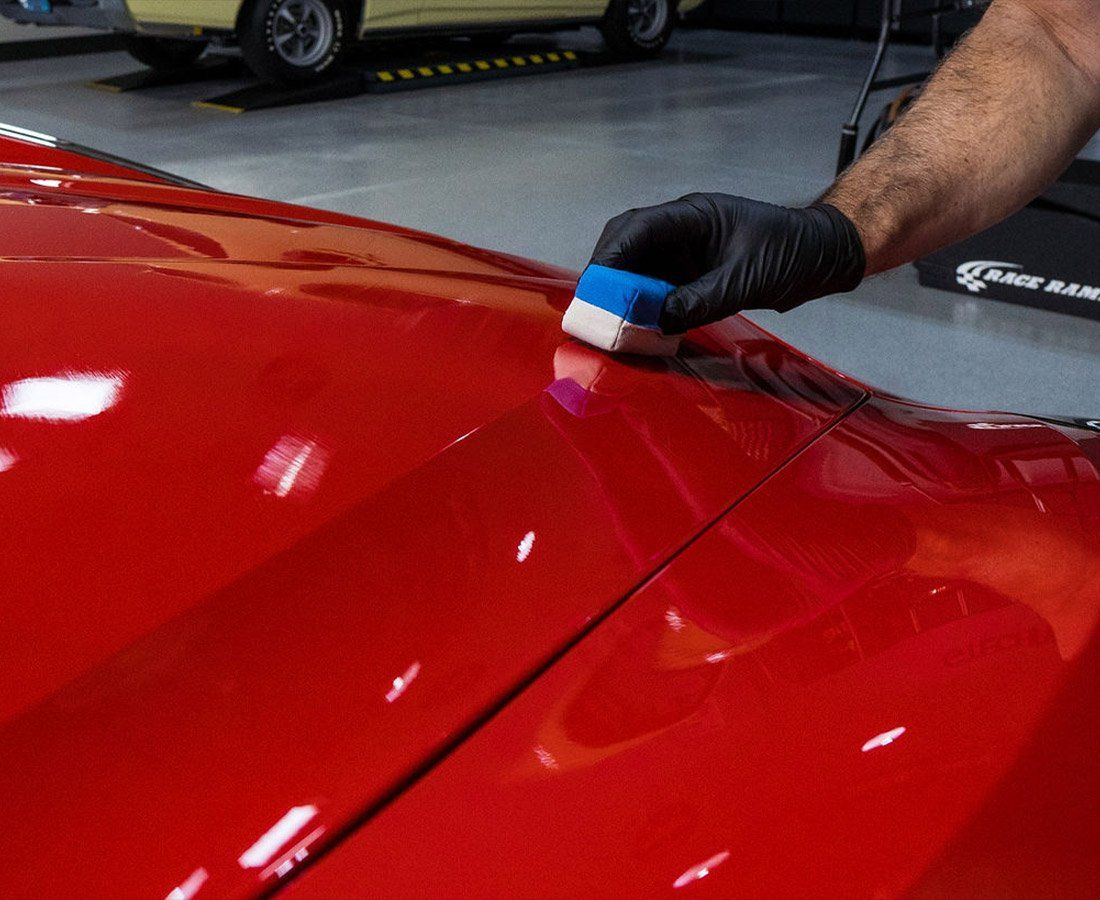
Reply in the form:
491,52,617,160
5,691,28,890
687,0,984,43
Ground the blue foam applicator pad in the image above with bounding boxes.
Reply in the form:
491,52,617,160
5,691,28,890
562,264,683,356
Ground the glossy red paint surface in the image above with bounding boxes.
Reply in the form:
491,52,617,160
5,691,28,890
4,132,1100,899
0,130,167,183
0,136,865,897
292,401,1100,898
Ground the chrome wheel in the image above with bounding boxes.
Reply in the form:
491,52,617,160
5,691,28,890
271,0,334,68
626,0,669,43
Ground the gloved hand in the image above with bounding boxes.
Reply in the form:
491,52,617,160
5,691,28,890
589,194,866,333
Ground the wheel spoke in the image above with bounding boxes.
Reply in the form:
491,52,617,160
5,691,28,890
625,0,666,40
271,0,335,66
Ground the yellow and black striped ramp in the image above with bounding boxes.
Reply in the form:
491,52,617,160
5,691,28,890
367,50,581,93
191,49,588,112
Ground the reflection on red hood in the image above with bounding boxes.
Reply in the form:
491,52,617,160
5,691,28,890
0,152,866,897
291,402,1100,900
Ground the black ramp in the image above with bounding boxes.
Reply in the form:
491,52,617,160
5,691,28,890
88,58,246,93
192,69,368,113
192,49,586,112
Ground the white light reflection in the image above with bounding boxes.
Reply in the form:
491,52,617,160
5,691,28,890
673,850,731,889
238,805,318,869
966,422,1045,430
705,649,733,664
385,660,421,703
0,122,57,143
664,607,685,632
253,435,328,499
1,372,125,422
165,867,208,900
516,530,536,563
260,825,326,882
0,448,17,473
533,744,560,770
444,427,477,451
861,726,906,752
30,178,62,189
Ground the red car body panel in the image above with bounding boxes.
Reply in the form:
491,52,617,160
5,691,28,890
0,135,860,898
0,127,167,183
1,133,1098,898
291,401,1100,898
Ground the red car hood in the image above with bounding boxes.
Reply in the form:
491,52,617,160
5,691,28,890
290,400,1100,899
0,162,864,896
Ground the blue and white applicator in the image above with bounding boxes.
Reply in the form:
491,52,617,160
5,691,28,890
562,264,682,356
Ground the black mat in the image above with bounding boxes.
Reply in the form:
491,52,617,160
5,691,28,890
914,160,1100,321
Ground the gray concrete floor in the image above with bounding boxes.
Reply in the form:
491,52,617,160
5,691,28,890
1,29,1098,417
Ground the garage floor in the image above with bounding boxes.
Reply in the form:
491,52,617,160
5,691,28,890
2,28,1098,417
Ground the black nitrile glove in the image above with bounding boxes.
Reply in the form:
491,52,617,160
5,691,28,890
589,194,866,333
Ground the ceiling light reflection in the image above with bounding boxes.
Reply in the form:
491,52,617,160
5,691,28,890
0,448,17,473
260,826,326,881
673,850,731,889
165,867,208,900
0,122,57,143
516,530,536,563
253,435,328,499
385,661,421,703
861,726,906,752
238,805,318,869
533,744,560,770
1,372,125,422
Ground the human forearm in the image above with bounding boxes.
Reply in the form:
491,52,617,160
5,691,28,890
823,0,1100,275
583,0,1100,333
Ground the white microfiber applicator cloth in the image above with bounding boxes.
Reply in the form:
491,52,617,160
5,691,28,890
562,264,682,356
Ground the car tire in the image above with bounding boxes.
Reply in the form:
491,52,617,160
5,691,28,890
123,35,208,71
601,0,676,57
239,0,347,85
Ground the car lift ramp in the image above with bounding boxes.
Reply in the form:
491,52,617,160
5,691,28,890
86,44,596,113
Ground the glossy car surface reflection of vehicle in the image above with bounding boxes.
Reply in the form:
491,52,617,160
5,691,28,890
1,121,1100,898
0,0,706,83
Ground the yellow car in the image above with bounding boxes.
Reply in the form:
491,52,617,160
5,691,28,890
1,1,704,83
